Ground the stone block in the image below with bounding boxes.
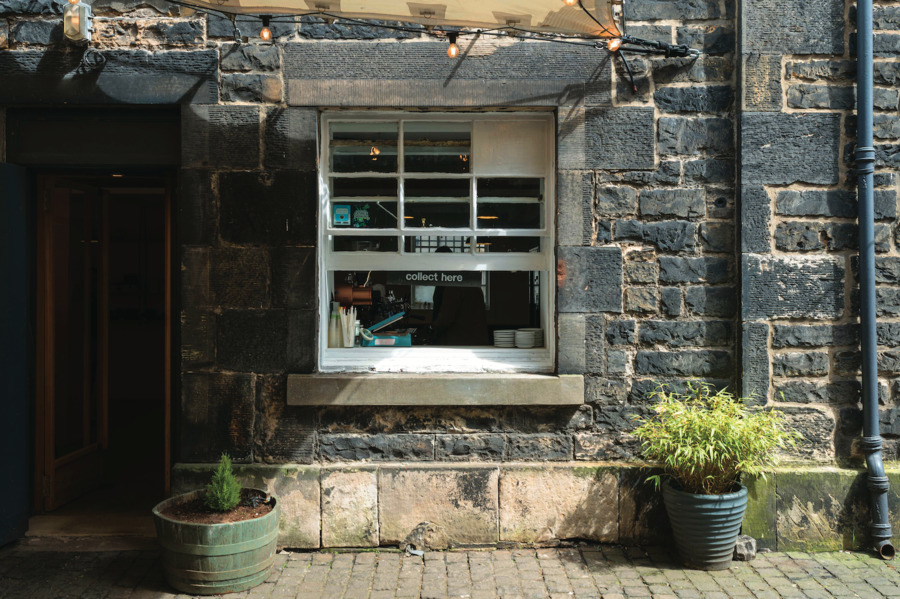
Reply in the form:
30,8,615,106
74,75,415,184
643,221,698,252
499,465,618,543
435,435,506,461
181,247,210,309
573,432,639,461
787,84,854,109
874,5,900,30
558,313,586,374
654,86,733,113
658,256,729,284
506,434,572,461
615,56,650,102
210,247,269,309
625,287,658,314
180,310,215,368
876,62,900,85
684,159,734,184
558,104,586,171
319,434,434,461
322,467,379,547
875,88,899,111
219,171,316,245
0,49,217,105
264,107,318,171
640,189,705,219
220,42,280,71
741,113,841,185
742,53,782,111
11,19,61,44
685,286,736,317
598,161,682,186
677,25,735,55
254,375,315,463
740,186,771,253
775,221,825,251
733,536,757,561
557,171,592,247
217,310,295,373
557,247,623,313
781,407,837,461
742,255,845,319
585,107,655,170
634,350,731,378
271,246,316,310
658,117,733,157
774,468,868,551
148,19,203,45
625,258,658,284
772,352,829,377
875,114,900,140
742,475,776,550
875,257,900,283
741,322,770,403
299,15,420,40
624,0,721,20
378,465,499,545
177,169,215,246
638,320,731,348
619,467,668,543
606,319,635,346
700,222,733,252
607,350,628,374
245,465,321,548
652,56,733,84
874,33,900,56
179,372,254,462
878,323,900,347
182,105,259,169
742,0,843,55
596,185,637,217
786,59,854,82
772,324,859,348
775,189,896,219
660,287,682,316
222,74,283,103
0,0,60,14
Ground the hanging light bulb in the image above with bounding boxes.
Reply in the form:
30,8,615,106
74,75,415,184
563,0,578,6
260,16,273,42
607,37,623,52
447,32,460,59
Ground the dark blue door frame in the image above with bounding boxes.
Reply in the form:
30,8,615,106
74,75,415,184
0,163,33,546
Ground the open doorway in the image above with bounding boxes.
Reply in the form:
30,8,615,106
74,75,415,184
31,173,171,537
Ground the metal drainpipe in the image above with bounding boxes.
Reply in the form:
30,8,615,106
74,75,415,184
856,0,895,560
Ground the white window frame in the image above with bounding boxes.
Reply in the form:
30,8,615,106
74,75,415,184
317,111,556,373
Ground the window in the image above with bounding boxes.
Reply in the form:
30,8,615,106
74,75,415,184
318,112,555,373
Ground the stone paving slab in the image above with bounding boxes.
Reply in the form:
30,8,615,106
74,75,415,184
1,543,899,599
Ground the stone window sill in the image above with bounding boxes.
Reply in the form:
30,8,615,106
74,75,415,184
286,374,584,406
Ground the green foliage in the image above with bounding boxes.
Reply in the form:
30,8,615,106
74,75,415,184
205,453,242,512
632,380,799,495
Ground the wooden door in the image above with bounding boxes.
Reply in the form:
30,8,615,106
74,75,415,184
36,176,109,511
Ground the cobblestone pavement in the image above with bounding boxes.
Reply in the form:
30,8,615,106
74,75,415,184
2,542,900,599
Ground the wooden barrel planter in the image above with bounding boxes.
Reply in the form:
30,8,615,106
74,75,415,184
152,489,279,595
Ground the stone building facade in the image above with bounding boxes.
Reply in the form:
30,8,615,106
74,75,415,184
2,0,900,551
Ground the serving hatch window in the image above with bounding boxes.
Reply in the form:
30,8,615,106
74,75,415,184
318,113,555,373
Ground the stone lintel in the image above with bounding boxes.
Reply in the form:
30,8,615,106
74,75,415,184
286,374,584,406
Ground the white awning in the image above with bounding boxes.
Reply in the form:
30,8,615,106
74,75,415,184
184,0,623,38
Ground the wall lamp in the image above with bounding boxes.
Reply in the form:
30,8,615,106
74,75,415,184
63,0,94,43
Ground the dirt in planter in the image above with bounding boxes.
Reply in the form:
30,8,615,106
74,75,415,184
161,489,275,524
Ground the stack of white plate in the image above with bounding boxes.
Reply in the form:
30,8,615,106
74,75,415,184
493,330,516,347
515,328,543,348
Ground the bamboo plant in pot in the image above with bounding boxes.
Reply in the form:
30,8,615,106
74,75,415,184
632,381,797,570
152,454,279,595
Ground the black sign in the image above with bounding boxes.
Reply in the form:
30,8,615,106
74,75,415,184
386,271,482,287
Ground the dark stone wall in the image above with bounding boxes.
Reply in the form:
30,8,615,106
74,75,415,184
738,0,900,463
4,0,895,468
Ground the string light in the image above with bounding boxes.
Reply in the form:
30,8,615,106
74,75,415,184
564,0,578,6
447,32,459,59
260,15,272,41
607,37,623,52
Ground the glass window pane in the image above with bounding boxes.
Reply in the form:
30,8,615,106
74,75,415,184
333,236,399,252
330,201,397,229
405,178,470,199
330,122,398,173
476,202,541,229
476,237,542,253
332,177,396,198
404,202,470,229
404,122,470,173
477,177,543,198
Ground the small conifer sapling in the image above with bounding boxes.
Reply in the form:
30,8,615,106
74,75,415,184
205,453,242,512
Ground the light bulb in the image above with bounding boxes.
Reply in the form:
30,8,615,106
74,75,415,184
564,0,578,6
260,16,272,42
67,0,79,4
70,12,80,29
608,38,623,52
447,32,459,58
